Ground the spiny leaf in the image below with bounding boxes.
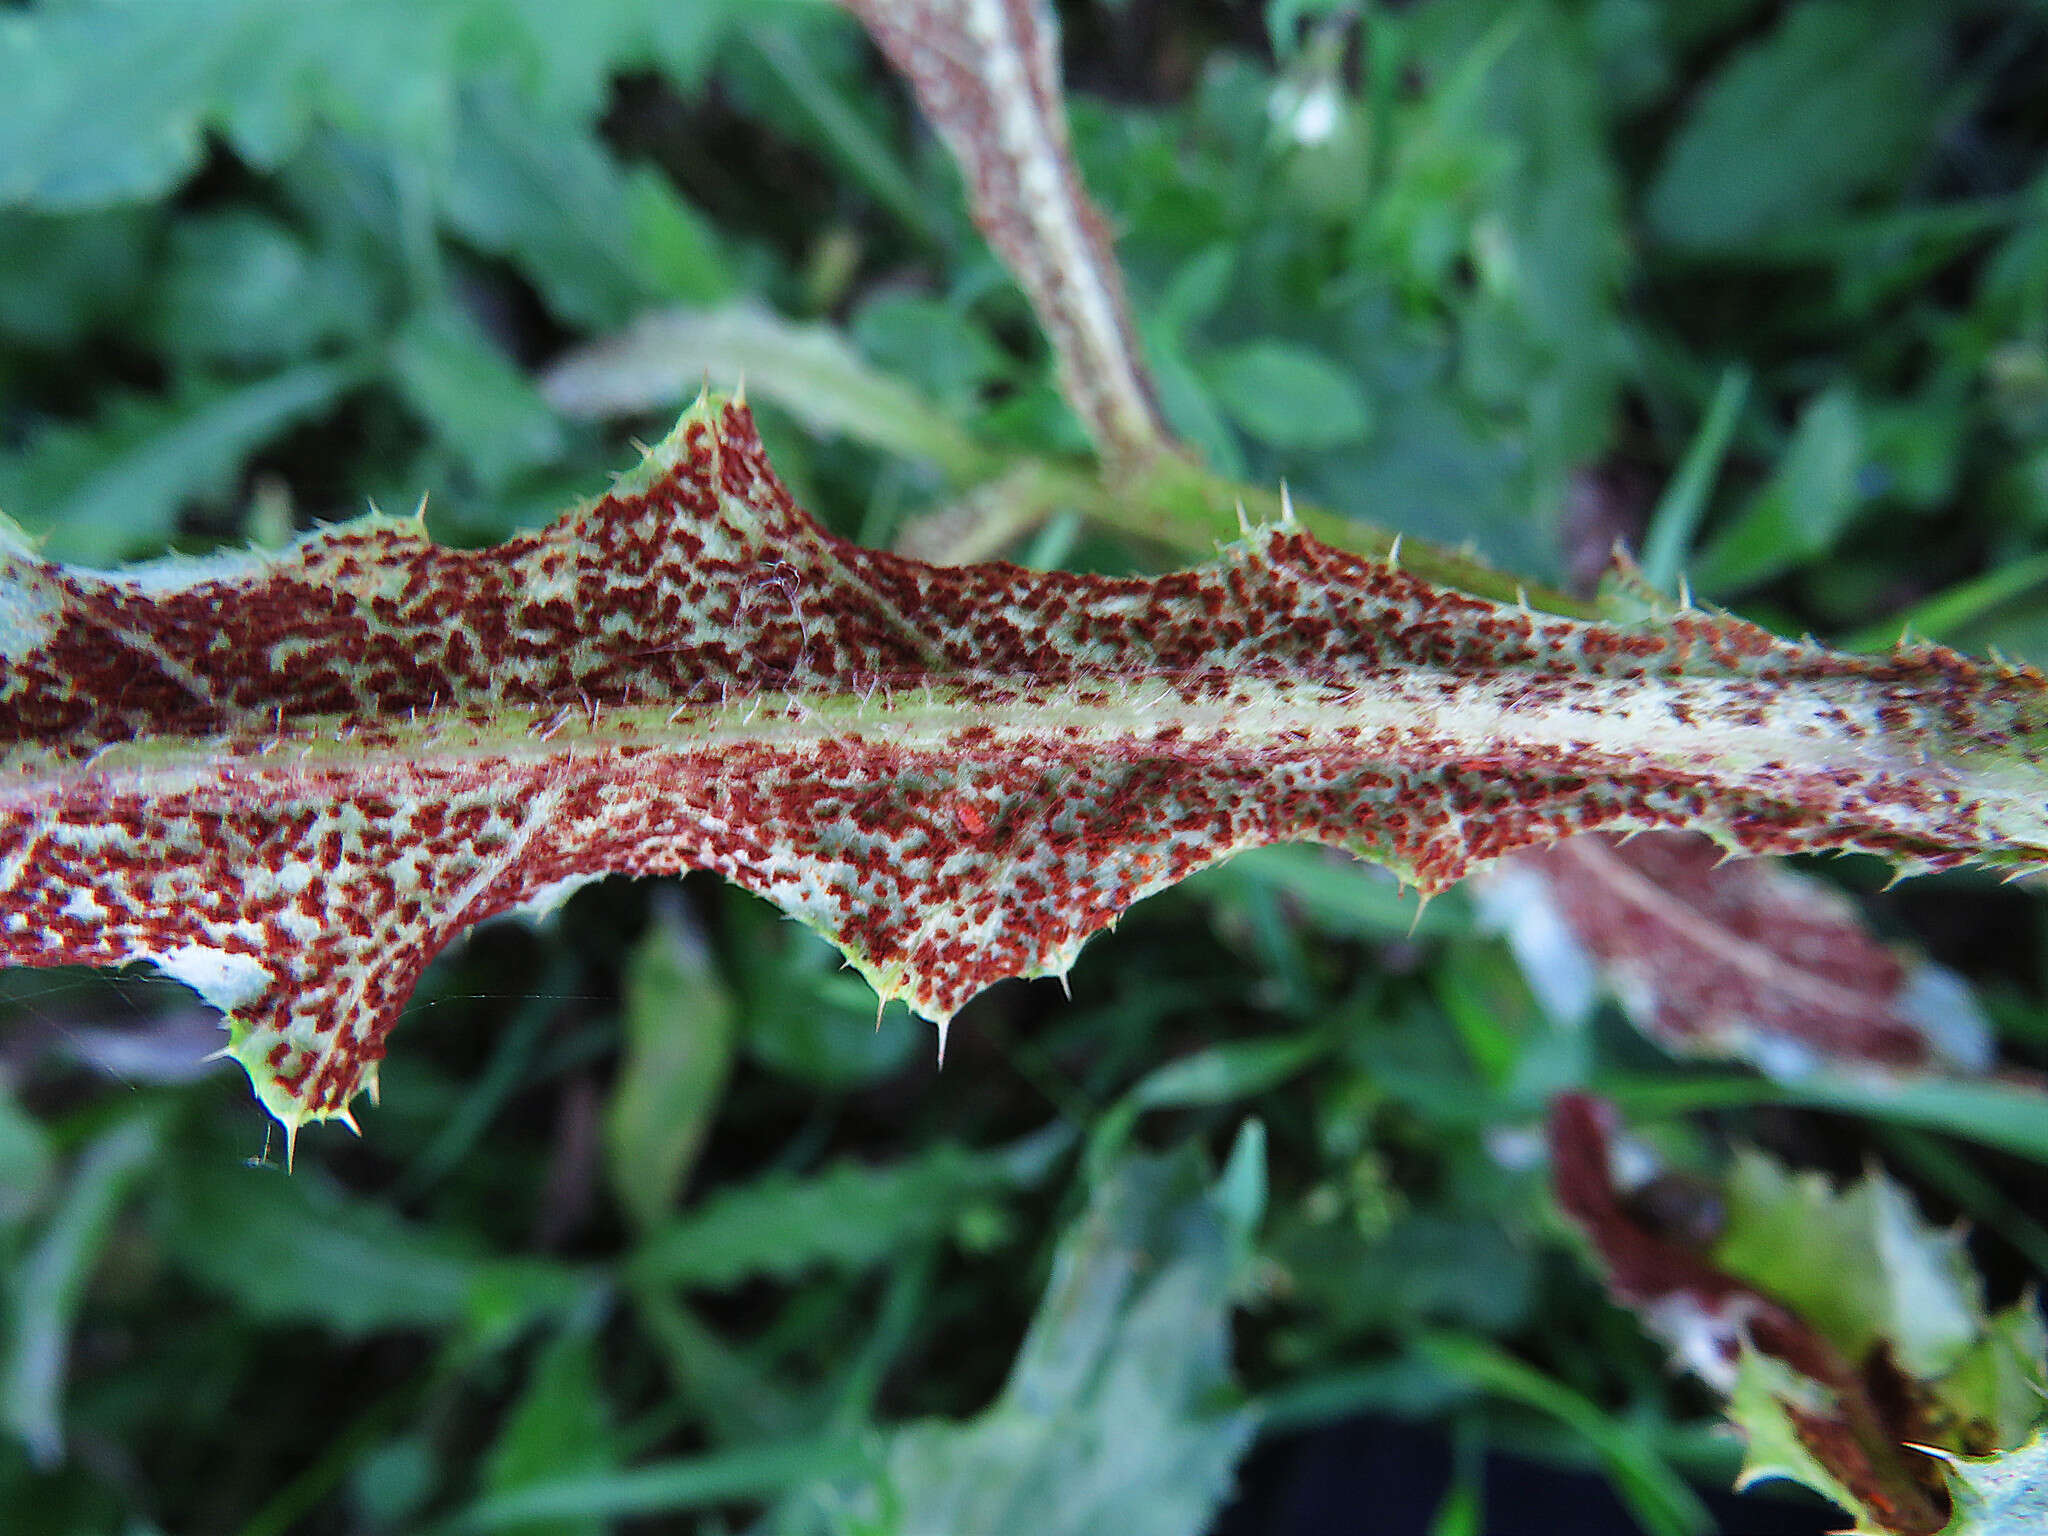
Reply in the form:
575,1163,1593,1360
0,397,2044,1140
1716,1151,1983,1379
1929,1433,2048,1536
1549,1094,2048,1536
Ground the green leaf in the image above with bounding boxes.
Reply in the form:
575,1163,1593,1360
543,304,990,484
1693,384,1863,593
628,1292,808,1447
2,1114,161,1466
1842,550,2048,654
738,17,947,249
1141,322,1246,477
481,1328,617,1536
603,897,736,1233
629,1133,1066,1290
390,305,564,489
0,361,361,563
621,167,731,310
454,1432,873,1531
0,210,153,351
850,293,1009,407
1205,340,1374,450
1640,366,1750,594
1149,245,1236,337
1213,1118,1268,1242
0,1085,53,1232
1645,1,1944,255
1189,844,1471,940
148,210,384,367
1420,5,1630,483
1714,1152,1981,1379
727,898,923,1088
1085,1034,1328,1181
0,0,711,212
803,1150,1259,1536
1597,1073,2048,1168
1278,1212,1538,1338
161,1159,585,1339
1420,1332,1711,1536
444,83,731,331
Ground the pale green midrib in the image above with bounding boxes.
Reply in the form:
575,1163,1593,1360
3,671,2033,826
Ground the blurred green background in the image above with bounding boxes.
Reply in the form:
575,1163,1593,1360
3,1,2048,1532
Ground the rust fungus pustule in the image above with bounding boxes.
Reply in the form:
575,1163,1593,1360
1,396,2043,1137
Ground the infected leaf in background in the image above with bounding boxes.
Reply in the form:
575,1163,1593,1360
1549,1094,2048,1536
840,0,1175,467
1482,830,1990,1078
1,397,2045,1140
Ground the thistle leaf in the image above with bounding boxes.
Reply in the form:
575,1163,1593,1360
1550,1094,2048,1536
1716,1151,1983,1379
1,397,2044,1138
1929,1434,2048,1536
1483,830,1992,1077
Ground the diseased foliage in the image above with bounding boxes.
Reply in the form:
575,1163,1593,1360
4,395,2042,1136
5,0,2048,1533
1552,1095,2048,1535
